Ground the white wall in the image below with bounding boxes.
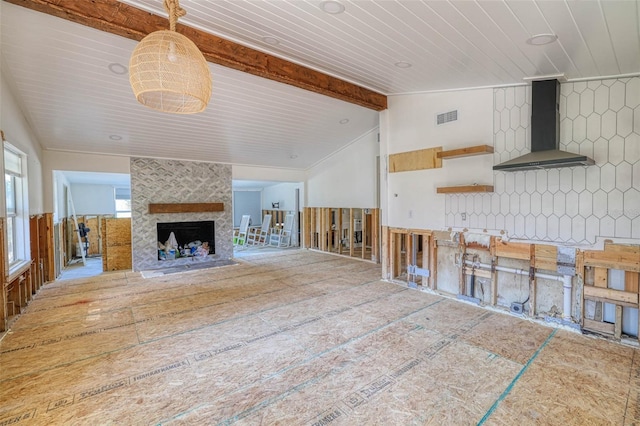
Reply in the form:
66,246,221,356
70,183,116,215
233,165,305,182
233,190,262,227
383,89,494,230
1,75,44,214
262,182,302,212
306,128,379,208
42,151,130,214
53,171,70,222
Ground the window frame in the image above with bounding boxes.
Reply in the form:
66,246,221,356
4,143,29,272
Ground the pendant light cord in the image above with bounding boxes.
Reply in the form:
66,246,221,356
164,0,186,32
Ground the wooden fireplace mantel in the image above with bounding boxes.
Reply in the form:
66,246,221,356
148,203,224,214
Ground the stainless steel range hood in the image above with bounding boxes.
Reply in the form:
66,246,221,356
493,79,595,171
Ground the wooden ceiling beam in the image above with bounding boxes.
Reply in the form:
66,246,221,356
5,0,388,111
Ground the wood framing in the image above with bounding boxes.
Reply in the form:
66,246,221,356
349,209,355,258
580,242,640,341
6,0,387,111
534,244,557,271
371,209,378,263
493,240,531,261
149,203,224,214
302,208,311,249
0,218,6,331
582,242,640,272
303,207,380,263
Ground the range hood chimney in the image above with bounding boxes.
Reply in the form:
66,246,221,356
493,79,595,171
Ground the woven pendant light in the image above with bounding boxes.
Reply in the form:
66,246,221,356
129,0,212,114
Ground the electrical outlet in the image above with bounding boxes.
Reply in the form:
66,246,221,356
408,210,413,218
461,212,467,221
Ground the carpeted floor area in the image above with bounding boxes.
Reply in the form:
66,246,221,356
0,250,637,424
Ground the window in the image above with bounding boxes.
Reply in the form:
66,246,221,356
115,187,131,218
4,145,27,267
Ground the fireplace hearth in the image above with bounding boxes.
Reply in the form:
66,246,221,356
157,221,214,260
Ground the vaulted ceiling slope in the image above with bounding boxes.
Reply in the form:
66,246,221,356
1,1,639,170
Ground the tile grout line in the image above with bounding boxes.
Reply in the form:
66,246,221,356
477,328,557,425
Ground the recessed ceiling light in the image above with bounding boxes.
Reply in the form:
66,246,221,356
108,63,128,75
262,36,280,45
394,61,412,69
526,34,558,46
320,0,345,14
339,118,349,124
109,134,123,141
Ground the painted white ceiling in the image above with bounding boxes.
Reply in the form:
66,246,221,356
2,0,639,173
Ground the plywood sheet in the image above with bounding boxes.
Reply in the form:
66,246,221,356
388,147,442,173
101,218,132,271
1,251,638,425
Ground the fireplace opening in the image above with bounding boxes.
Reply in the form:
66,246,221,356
157,221,214,260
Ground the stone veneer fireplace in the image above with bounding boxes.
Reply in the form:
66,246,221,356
130,157,232,271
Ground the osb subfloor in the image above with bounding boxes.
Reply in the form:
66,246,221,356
1,250,638,425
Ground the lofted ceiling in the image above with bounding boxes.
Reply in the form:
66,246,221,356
1,0,639,173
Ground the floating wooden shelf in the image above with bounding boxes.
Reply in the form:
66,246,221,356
148,203,224,214
437,144,494,159
436,185,494,194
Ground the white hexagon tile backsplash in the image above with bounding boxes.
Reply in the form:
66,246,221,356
445,77,639,245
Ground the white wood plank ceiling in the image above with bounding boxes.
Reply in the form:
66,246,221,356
1,0,639,170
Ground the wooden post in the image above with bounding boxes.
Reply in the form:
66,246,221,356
530,245,536,316
349,208,354,258
337,208,342,254
392,231,402,279
421,234,430,287
381,226,389,279
0,218,6,331
309,208,316,249
406,232,413,284
371,208,379,263
319,208,326,252
362,209,367,260
389,230,396,279
42,213,55,282
628,272,640,343
430,236,438,290
459,233,466,296
302,207,311,248
491,257,498,306
614,305,623,339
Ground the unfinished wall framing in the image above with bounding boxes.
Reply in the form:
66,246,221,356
62,215,109,263
382,227,640,343
579,243,640,341
2,213,55,332
303,207,379,262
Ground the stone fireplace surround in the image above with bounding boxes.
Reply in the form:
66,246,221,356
130,157,233,271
